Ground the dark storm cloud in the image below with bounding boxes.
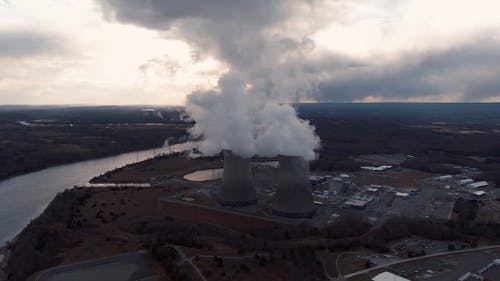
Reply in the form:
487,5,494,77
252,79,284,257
0,31,60,57
95,0,309,69
97,0,284,29
316,40,500,101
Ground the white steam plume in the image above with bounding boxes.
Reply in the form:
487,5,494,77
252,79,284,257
186,72,320,160
95,1,323,157
186,73,256,158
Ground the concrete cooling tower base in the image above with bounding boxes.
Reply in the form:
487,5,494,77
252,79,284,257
271,209,316,219
271,155,316,218
218,150,257,207
219,198,258,207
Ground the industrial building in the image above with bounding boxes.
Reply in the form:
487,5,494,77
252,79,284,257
330,177,345,193
344,198,368,209
472,190,486,197
436,175,453,181
396,192,410,198
271,155,316,218
310,175,331,186
457,179,473,186
361,165,393,171
339,174,352,192
339,174,350,181
467,181,489,189
218,150,257,206
372,271,410,281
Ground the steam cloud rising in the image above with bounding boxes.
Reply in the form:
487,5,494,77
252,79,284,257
93,1,500,156
95,1,323,159
186,73,320,160
97,1,324,159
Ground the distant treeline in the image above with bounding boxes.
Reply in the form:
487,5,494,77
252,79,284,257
0,122,188,181
0,106,186,124
300,108,500,185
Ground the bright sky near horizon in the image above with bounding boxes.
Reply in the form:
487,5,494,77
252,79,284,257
1,0,500,105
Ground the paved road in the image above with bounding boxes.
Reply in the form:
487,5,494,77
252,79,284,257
342,244,500,279
192,253,269,261
173,246,208,281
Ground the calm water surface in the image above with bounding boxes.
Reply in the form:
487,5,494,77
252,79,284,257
0,142,195,246
183,161,278,181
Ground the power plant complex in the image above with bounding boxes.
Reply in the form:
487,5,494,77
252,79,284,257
218,151,316,218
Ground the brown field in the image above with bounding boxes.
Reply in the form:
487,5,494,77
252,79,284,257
159,200,280,232
80,187,182,223
43,187,185,269
93,156,222,183
193,257,321,281
347,274,371,281
338,252,371,275
352,169,432,187
318,250,339,277
23,186,211,281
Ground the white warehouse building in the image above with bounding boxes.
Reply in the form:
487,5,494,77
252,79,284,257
467,181,489,189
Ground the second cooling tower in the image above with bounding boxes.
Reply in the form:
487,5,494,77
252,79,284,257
218,150,257,206
272,155,316,218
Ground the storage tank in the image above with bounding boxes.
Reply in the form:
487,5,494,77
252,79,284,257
329,177,345,193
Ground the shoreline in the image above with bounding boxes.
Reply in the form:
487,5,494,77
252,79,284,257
0,140,186,183
0,140,194,249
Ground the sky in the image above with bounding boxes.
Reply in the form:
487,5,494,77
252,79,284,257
1,0,500,105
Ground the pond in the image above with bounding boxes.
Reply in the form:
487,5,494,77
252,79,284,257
183,161,279,182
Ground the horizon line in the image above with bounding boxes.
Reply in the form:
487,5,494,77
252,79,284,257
1,101,500,107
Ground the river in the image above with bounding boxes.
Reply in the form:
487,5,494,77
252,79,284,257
0,142,195,246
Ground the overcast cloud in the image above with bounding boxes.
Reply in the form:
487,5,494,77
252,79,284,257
1,0,500,104
97,0,322,100
316,39,500,102
96,0,500,103
0,30,62,57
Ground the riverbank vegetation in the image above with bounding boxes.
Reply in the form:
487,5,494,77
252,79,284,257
0,106,188,181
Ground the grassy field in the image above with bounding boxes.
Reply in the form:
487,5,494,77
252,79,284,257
338,252,371,275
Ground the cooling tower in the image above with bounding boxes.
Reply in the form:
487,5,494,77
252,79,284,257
218,150,257,206
272,155,316,218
